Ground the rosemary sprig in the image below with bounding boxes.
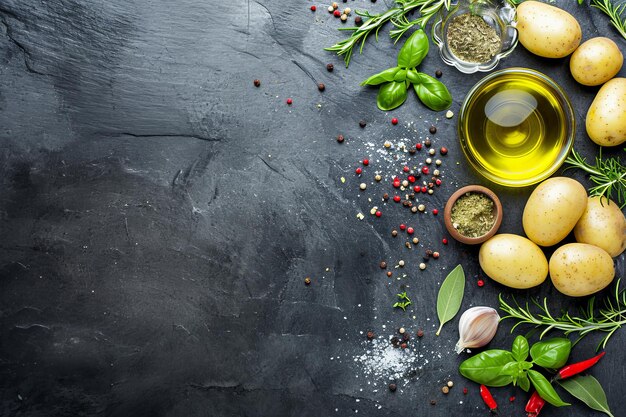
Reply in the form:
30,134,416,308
589,0,626,40
499,279,626,350
564,148,626,208
325,0,451,67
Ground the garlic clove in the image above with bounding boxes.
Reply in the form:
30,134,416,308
455,306,500,354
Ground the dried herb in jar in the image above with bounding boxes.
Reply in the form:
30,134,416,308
446,13,502,63
451,192,495,237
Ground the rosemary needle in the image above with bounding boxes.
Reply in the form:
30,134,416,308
590,0,626,40
499,279,626,350
325,0,451,67
564,148,626,208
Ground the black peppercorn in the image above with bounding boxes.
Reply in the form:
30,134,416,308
408,148,416,155
435,70,443,78
417,329,424,337
336,134,344,143
383,193,389,200
355,16,363,25
318,83,325,91
425,138,432,147
429,125,437,134
390,336,400,346
402,333,410,341
326,63,334,72
430,400,437,405
366,331,375,340
359,120,367,128
379,261,387,269
389,383,397,392
253,79,261,87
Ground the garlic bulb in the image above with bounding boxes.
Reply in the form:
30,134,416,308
455,306,500,354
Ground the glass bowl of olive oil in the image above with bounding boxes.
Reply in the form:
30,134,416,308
458,68,575,187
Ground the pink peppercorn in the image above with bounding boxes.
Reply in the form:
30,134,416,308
310,5,316,11
393,181,401,188
408,175,415,183
393,196,401,203
435,179,442,186
463,388,468,395
421,186,427,193
421,166,429,175
442,238,448,245
399,224,406,231
333,9,341,17
286,98,293,105
391,117,398,125
432,209,439,215
363,159,369,166
355,167,362,175
403,166,409,173
413,186,420,192
416,143,422,150
375,210,382,217
407,227,414,235
477,279,485,287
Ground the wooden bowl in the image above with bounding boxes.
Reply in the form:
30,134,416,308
443,185,503,245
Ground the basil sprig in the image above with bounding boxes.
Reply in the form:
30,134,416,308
361,29,452,112
459,336,572,407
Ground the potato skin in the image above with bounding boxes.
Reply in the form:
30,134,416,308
549,243,615,297
479,234,549,289
517,1,581,58
574,196,626,257
570,37,623,86
586,78,626,146
522,177,587,246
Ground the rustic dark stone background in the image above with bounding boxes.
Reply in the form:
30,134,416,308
0,1,624,416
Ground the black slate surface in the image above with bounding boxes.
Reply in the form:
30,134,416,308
0,1,625,416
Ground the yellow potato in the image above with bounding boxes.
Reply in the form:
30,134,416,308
570,37,623,86
516,1,581,58
522,177,587,246
586,78,626,146
479,234,548,289
549,243,615,297
574,196,626,257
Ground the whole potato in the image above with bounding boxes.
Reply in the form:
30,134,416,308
516,1,581,58
549,243,615,297
479,234,548,289
586,78,626,146
522,177,587,246
574,196,626,257
570,37,623,86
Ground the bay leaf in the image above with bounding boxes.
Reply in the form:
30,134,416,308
436,264,465,336
558,375,614,417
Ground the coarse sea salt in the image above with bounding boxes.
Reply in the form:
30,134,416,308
353,337,422,384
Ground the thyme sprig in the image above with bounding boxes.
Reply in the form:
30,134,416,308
325,0,451,67
499,279,626,350
588,0,626,39
564,148,626,208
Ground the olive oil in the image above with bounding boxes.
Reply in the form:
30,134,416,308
459,70,573,186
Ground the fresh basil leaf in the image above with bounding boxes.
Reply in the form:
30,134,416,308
558,375,615,417
512,335,529,362
376,81,408,111
393,69,407,82
397,29,429,68
500,361,522,377
361,67,401,86
411,72,452,111
459,349,515,387
530,338,571,369
435,264,465,336
519,374,531,392
406,69,420,84
528,370,570,407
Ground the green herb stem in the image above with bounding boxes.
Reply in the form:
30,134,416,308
564,148,626,208
325,0,451,66
590,0,626,40
499,279,626,350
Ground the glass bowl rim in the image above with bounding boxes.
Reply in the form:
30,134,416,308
457,67,576,187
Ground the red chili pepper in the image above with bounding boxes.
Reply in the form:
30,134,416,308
554,351,605,381
525,391,546,417
479,385,497,413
